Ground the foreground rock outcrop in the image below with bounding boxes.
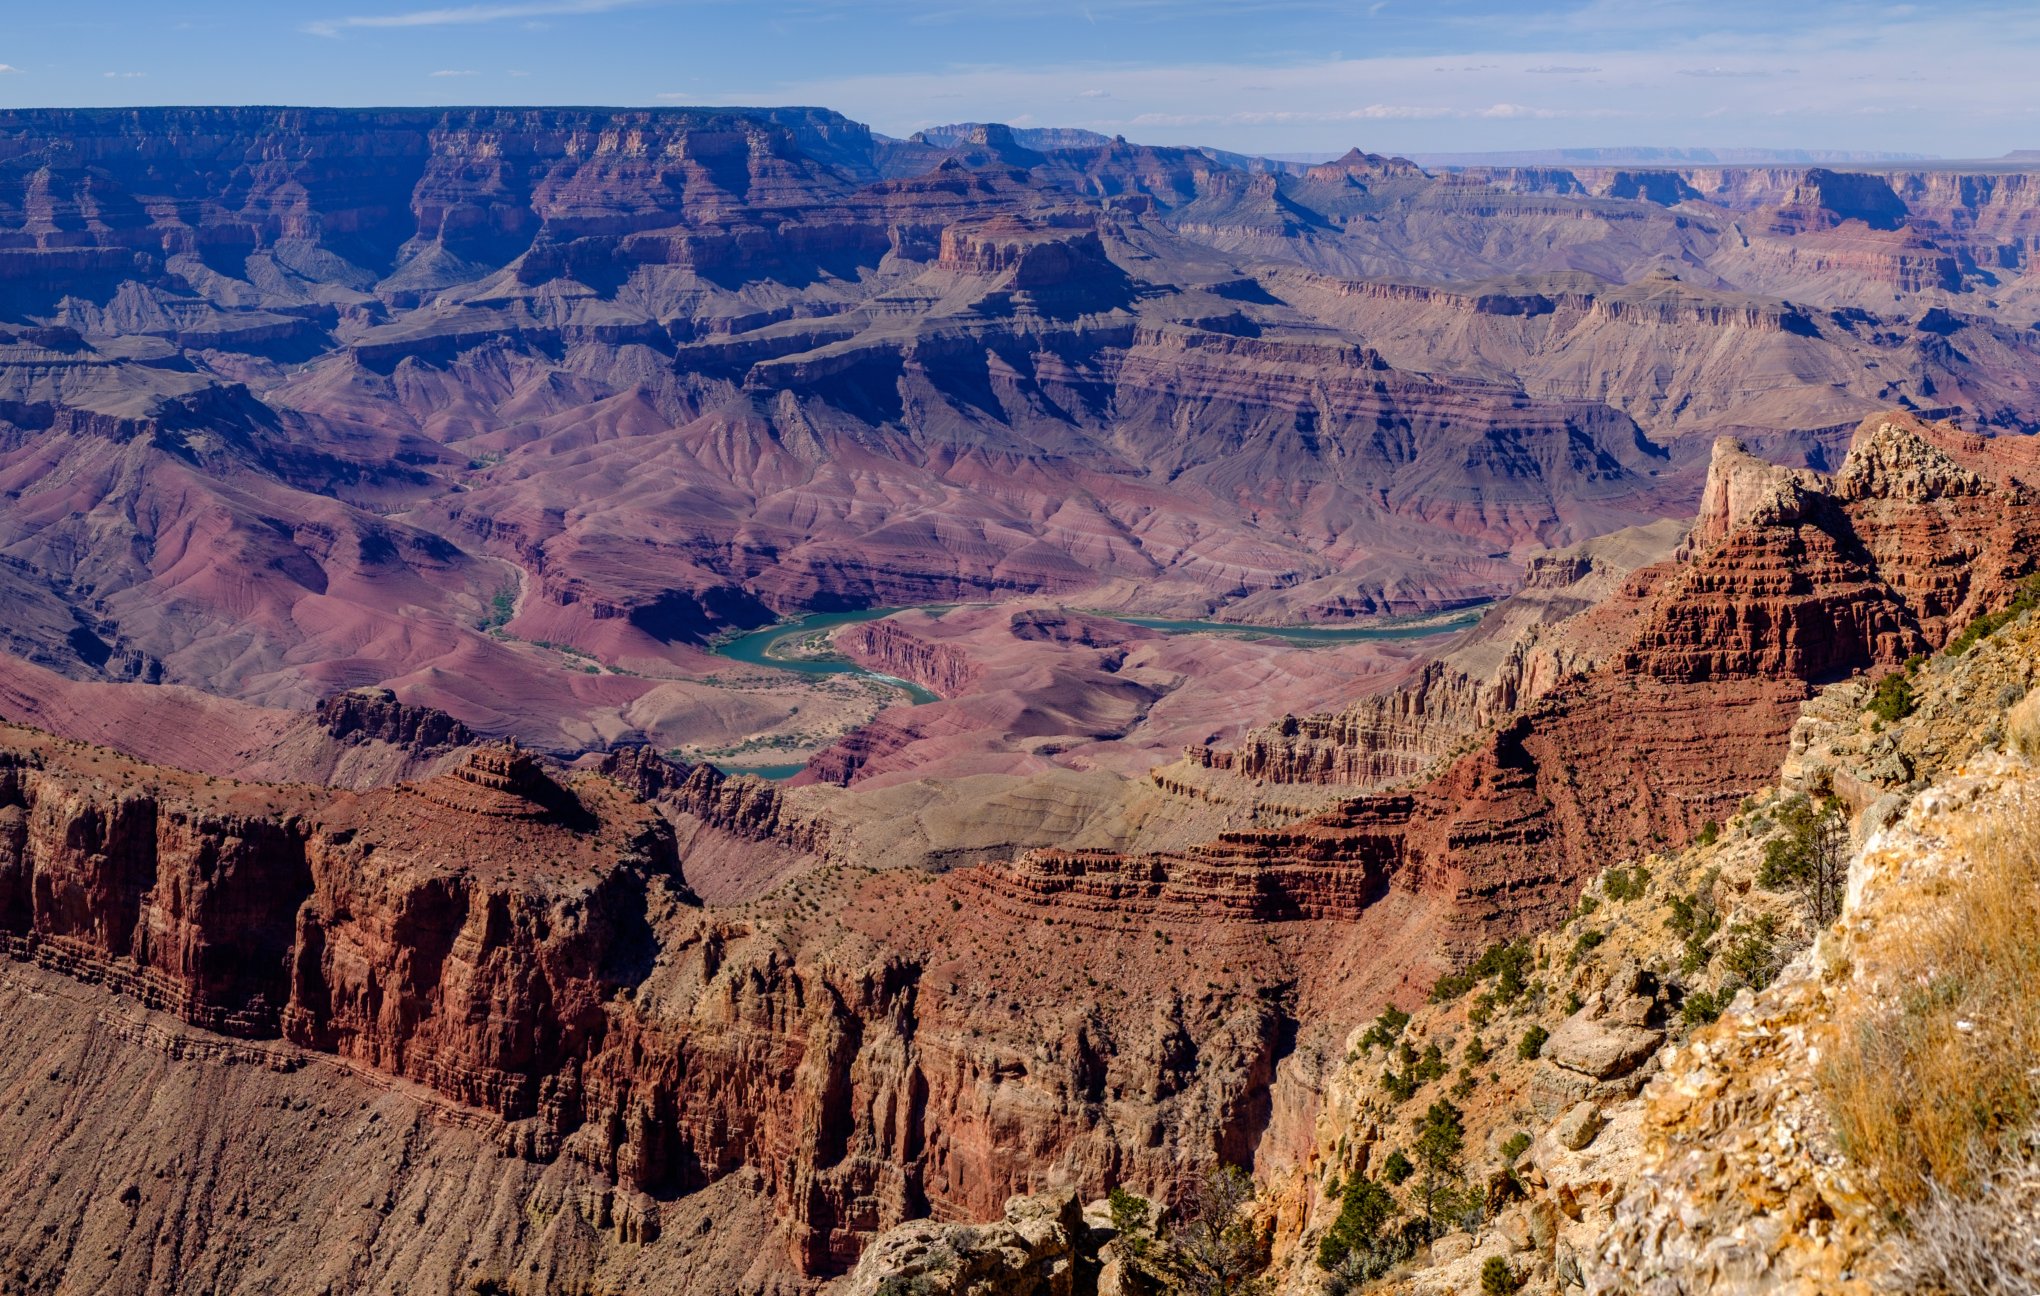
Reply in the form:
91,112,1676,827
842,1189,1092,1296
1259,518,2040,1296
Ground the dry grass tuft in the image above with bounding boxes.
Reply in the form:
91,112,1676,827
2008,688,2040,762
1819,796,2040,1213
1881,1150,2040,1296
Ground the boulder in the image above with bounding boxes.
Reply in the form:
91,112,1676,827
1431,1233,1475,1263
844,1188,1085,1296
1541,1015,1664,1081
1554,1102,1606,1152
1496,1206,1535,1253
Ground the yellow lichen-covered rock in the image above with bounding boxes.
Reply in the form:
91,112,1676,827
1587,752,2039,1295
1274,610,2040,1296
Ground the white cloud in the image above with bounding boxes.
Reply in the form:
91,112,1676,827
306,0,646,38
1077,88,1111,99
1128,101,1620,129
0,65,20,75
431,69,479,76
103,71,145,79
1679,66,1791,78
679,7,2040,157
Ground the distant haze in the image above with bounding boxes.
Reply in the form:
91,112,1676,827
1407,147,1940,168
4,1,2039,157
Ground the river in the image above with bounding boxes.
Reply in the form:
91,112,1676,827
707,600,1485,748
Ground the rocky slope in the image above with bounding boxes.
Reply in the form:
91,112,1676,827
1251,495,2040,1296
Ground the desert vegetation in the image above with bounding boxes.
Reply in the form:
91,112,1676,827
1756,793,1849,929
1104,1167,1272,1295
1819,782,2040,1292
1310,1099,1481,1292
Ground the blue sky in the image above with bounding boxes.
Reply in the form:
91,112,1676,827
1,1,2035,157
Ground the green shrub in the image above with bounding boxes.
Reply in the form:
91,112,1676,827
1668,867,1724,972
1430,968,1479,1002
1757,797,1848,928
1569,928,1606,965
1721,914,1783,991
1867,667,1917,723
1415,1043,1447,1084
1463,1035,1489,1066
1493,945,1531,1004
1481,1255,1524,1295
1358,1006,1412,1052
1429,938,1535,1004
1499,1131,1532,1164
1467,992,1495,1029
1695,819,1721,847
1315,1175,1400,1271
1603,863,1652,902
1381,1149,1414,1186
1108,1186,1152,1243
1517,1024,1550,1060
1680,988,1727,1027
1315,1174,1417,1282
1412,1100,1466,1239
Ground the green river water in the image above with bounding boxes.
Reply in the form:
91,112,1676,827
706,602,1485,779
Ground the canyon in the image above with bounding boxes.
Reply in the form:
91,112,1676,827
3,102,2040,1294
4,110,2040,761
6,407,2036,1293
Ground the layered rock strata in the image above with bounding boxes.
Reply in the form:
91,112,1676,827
1192,415,2040,802
9,108,2040,759
3,412,2037,1296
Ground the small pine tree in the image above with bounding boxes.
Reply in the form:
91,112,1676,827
1480,1255,1523,1295
1314,1176,1399,1271
1412,1100,1466,1240
1755,795,1848,930
1108,1186,1152,1257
